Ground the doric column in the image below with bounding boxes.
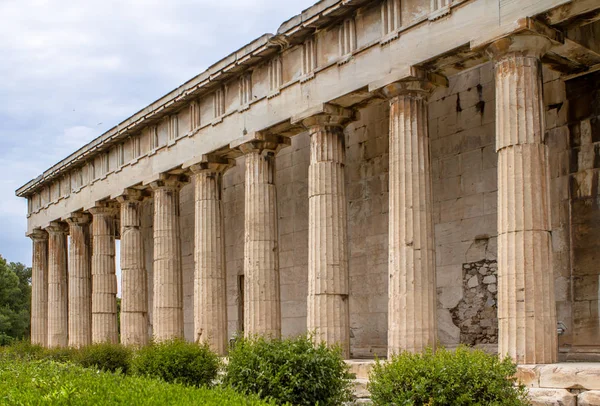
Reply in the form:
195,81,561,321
231,133,290,338
296,104,355,358
487,35,557,364
89,203,119,344
45,222,69,348
117,189,148,346
65,213,92,347
381,72,438,356
190,157,232,354
30,229,49,347
150,174,187,341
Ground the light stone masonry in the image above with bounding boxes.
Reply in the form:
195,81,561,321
151,174,187,341
66,213,92,347
487,35,558,364
382,75,438,355
190,157,231,354
45,222,69,348
89,204,119,344
232,133,290,338
30,229,48,347
118,189,149,346
297,104,355,359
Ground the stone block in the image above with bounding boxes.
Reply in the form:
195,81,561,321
438,286,463,309
429,94,458,120
449,68,480,95
578,390,600,406
539,363,600,390
437,307,460,344
346,360,375,380
352,379,370,399
528,388,576,406
436,264,462,288
516,365,541,387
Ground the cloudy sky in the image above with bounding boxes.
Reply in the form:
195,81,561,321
0,0,317,267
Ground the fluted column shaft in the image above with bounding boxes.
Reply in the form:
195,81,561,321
232,134,289,338
118,190,148,346
151,175,186,341
90,205,118,344
45,222,69,348
66,214,92,347
191,160,230,354
488,35,557,364
30,230,48,347
244,151,281,338
302,107,354,359
384,80,437,356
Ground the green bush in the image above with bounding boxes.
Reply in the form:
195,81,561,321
0,340,47,361
42,346,78,363
223,335,354,406
368,346,528,406
0,357,273,405
132,339,220,387
77,342,132,373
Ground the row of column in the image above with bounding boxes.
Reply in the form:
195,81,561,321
30,33,557,364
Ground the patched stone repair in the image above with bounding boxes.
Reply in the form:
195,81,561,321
450,259,498,346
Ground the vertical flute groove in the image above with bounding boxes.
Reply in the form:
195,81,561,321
46,223,69,348
90,206,118,344
119,192,148,346
152,177,185,341
307,125,350,358
244,151,281,338
387,90,437,356
193,166,228,354
493,44,557,364
67,216,92,347
30,230,49,347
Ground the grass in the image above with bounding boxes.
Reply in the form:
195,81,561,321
0,357,273,406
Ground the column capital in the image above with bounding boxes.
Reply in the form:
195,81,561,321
115,188,147,204
292,103,357,129
369,66,447,99
44,221,69,234
187,154,234,175
88,202,119,217
64,212,91,226
148,173,189,191
486,34,553,63
28,228,48,241
230,132,290,155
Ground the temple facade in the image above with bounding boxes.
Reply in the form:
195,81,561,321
17,0,600,377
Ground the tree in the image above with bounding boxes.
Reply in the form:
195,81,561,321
0,255,32,344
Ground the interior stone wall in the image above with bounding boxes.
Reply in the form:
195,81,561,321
563,69,600,360
429,63,498,349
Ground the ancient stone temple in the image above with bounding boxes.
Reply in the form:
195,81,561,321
16,0,600,402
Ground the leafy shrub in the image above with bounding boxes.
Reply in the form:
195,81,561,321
223,335,354,406
43,346,78,363
0,340,47,361
0,357,273,405
368,346,528,406
132,339,220,387
77,342,132,373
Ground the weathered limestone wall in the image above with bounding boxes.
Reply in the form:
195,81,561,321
345,100,390,357
563,69,600,359
428,63,498,348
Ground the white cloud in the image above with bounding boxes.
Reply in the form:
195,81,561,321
0,0,316,265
